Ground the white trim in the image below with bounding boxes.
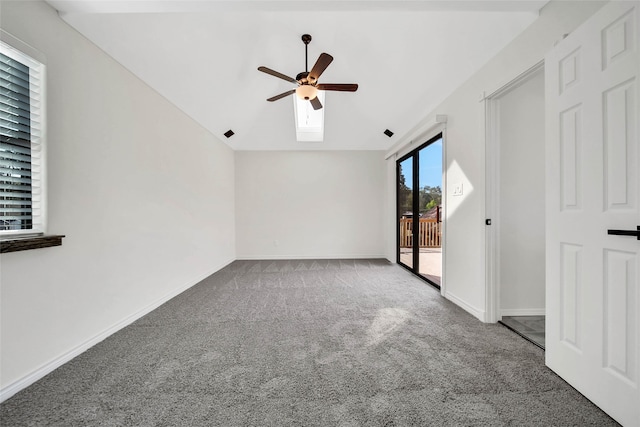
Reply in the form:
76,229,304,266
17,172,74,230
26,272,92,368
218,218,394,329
0,30,47,236
481,59,544,101
484,95,500,323
0,257,234,403
236,254,388,260
484,61,544,324
385,115,447,160
0,30,46,65
439,128,447,297
49,0,547,14
444,290,486,322
500,308,545,317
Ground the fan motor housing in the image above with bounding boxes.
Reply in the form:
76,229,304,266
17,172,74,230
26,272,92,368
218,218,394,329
296,71,310,83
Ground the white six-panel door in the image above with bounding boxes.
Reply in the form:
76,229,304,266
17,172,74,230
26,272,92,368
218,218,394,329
545,2,639,425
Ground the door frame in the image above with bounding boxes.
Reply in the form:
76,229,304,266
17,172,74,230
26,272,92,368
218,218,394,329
396,132,445,290
484,60,544,323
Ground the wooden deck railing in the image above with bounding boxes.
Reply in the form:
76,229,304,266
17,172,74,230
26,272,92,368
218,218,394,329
399,218,441,248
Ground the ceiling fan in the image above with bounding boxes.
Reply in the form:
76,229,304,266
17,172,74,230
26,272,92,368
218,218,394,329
258,34,358,111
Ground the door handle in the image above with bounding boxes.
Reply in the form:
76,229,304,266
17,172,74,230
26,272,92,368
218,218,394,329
607,226,640,240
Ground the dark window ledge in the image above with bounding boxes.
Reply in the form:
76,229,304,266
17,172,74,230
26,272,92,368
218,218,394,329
0,234,65,254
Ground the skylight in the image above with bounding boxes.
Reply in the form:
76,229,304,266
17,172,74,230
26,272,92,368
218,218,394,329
293,91,325,142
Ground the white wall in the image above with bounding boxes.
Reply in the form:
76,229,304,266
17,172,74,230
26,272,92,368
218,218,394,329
0,0,235,397
498,69,545,316
386,0,606,321
235,151,386,259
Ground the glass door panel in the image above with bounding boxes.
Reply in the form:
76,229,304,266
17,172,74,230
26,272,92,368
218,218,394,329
417,139,443,286
398,157,414,269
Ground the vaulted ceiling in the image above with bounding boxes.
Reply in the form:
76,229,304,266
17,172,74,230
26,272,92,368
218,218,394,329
45,0,547,150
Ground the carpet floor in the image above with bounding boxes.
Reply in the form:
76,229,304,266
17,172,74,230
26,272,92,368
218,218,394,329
0,259,618,426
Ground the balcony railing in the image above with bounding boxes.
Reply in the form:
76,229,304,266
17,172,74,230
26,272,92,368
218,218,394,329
399,218,441,248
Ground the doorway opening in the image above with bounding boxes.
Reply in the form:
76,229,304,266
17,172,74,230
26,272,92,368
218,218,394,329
485,62,545,347
397,134,443,288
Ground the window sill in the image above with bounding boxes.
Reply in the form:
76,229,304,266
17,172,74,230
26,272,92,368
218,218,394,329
0,234,65,254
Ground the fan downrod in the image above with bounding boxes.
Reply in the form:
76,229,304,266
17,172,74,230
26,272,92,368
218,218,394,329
302,34,312,73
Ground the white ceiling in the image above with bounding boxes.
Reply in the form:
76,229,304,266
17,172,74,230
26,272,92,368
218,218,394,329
45,0,547,151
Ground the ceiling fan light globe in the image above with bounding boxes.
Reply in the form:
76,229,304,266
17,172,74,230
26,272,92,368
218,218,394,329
296,85,318,101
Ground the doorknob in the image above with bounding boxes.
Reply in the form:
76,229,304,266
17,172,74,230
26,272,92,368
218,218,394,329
607,226,640,240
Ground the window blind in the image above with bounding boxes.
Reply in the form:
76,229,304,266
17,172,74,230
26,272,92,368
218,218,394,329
0,42,44,233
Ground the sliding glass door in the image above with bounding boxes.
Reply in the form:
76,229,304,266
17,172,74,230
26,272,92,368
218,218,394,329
397,134,443,288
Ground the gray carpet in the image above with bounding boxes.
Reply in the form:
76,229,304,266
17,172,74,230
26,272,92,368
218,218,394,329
1,259,618,426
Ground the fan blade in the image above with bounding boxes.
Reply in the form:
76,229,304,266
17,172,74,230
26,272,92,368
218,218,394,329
317,83,358,92
310,96,323,110
258,66,298,84
267,89,296,102
308,53,333,82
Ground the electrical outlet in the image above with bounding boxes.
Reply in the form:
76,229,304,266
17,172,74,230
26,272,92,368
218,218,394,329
453,183,463,196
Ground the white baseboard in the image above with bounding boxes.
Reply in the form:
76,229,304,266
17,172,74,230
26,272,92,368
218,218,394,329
0,257,234,403
236,254,388,260
500,308,545,317
443,291,486,322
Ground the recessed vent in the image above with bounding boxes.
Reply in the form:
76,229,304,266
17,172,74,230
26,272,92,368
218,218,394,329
224,130,235,138
384,129,394,137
